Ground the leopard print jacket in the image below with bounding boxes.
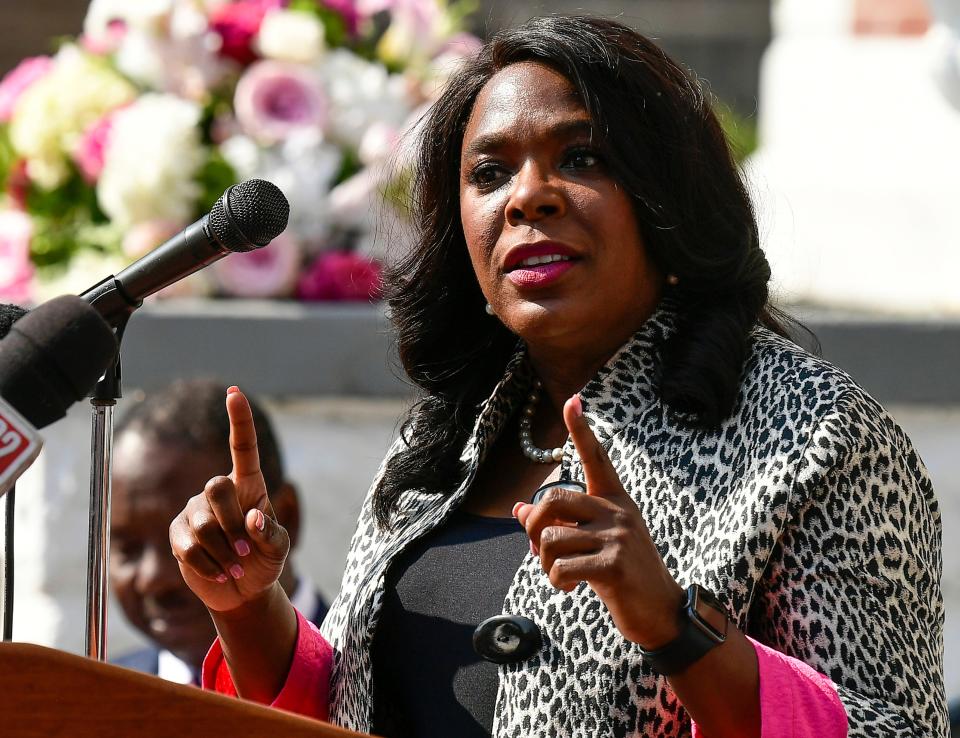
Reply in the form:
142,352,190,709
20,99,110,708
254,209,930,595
321,305,947,737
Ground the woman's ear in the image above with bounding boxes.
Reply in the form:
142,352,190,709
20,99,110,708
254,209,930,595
271,481,302,551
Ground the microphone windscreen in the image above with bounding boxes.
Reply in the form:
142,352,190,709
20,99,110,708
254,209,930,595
208,178,290,253
0,295,118,429
0,303,28,340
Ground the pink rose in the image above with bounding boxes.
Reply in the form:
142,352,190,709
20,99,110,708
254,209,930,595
0,56,54,123
435,32,483,59
0,210,35,304
213,230,302,298
73,111,120,184
234,60,327,143
122,219,182,259
296,249,383,302
80,19,128,56
358,121,400,165
210,0,286,65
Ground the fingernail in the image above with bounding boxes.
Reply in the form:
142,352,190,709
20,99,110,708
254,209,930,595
229,564,244,580
529,540,539,556
255,510,265,532
511,502,524,518
234,539,251,557
227,385,240,395
216,574,228,584
570,394,583,417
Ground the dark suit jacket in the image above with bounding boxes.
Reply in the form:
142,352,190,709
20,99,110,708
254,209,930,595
112,591,329,679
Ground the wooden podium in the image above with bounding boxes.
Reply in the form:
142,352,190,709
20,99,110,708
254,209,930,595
0,643,370,737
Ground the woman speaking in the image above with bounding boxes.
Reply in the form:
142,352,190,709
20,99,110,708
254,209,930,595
168,15,947,737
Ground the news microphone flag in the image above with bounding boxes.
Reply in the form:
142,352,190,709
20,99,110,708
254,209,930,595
0,398,41,497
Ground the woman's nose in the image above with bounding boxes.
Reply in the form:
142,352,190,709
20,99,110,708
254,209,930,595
505,161,566,224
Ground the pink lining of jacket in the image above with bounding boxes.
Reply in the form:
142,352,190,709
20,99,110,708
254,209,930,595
203,609,848,737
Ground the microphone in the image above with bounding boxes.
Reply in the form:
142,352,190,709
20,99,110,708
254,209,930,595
81,179,290,324
0,304,27,340
0,296,119,496
0,303,31,498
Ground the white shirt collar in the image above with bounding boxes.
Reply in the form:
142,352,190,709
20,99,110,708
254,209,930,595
289,574,319,621
157,648,197,685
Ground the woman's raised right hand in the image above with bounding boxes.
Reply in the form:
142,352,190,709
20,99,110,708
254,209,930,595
169,386,290,614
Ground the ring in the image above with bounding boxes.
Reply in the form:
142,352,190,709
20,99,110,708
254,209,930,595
530,479,587,505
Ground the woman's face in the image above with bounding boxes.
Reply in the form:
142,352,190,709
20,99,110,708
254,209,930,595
459,62,661,351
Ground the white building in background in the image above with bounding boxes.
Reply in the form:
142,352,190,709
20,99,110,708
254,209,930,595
748,0,960,315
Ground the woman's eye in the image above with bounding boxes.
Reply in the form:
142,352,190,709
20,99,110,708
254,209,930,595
468,163,507,187
563,148,601,169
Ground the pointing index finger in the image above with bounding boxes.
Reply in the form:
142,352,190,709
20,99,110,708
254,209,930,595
563,394,623,498
226,386,262,482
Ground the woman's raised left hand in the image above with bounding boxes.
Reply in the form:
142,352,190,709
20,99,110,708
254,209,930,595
514,395,685,650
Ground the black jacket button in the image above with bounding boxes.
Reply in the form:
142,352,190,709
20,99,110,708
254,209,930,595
472,615,542,664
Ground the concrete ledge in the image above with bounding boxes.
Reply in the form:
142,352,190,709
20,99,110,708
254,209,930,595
121,299,960,404
790,306,960,405
122,299,407,398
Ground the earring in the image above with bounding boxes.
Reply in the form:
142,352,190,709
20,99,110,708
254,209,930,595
485,303,495,315
666,274,679,286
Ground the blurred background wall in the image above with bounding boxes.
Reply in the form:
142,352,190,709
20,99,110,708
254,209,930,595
3,0,959,708
1,2,88,74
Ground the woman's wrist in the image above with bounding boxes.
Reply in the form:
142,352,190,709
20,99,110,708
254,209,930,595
632,581,685,650
210,581,299,703
209,580,285,620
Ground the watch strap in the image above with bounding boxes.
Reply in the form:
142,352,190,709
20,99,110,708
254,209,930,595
639,584,728,676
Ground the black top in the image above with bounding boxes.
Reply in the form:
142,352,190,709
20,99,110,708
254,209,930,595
370,510,529,737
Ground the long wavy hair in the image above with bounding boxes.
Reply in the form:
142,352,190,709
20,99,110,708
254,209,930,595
374,15,792,528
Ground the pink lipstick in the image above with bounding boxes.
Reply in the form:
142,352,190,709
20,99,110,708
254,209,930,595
503,241,580,289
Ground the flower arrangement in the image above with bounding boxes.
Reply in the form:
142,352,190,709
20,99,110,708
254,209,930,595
0,0,480,304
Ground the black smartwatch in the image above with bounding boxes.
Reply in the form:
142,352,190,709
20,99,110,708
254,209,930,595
638,584,729,676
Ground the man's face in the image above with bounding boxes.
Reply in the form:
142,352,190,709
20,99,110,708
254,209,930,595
110,432,231,669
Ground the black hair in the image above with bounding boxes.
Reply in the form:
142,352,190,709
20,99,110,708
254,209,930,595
114,379,285,495
375,15,795,528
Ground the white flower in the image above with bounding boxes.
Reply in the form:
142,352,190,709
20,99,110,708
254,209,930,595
8,46,135,189
114,30,170,90
221,131,343,244
97,94,205,228
32,250,131,304
270,135,344,243
320,49,412,150
83,0,176,39
85,0,228,99
256,9,326,64
219,135,262,181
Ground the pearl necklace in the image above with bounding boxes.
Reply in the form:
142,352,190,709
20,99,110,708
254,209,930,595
519,379,564,463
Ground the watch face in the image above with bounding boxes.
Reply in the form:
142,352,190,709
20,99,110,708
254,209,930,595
687,585,728,643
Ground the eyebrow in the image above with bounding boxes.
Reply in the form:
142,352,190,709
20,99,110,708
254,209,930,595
462,119,597,159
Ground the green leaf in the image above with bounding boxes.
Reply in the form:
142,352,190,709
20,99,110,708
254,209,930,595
24,167,105,223
0,125,15,193
334,146,362,186
381,166,413,217
28,215,122,269
196,151,238,215
715,102,758,164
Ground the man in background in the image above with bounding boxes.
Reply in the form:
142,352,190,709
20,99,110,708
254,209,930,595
109,379,327,684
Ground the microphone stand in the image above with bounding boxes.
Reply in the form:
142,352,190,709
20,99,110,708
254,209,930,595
83,278,138,661
3,485,14,641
